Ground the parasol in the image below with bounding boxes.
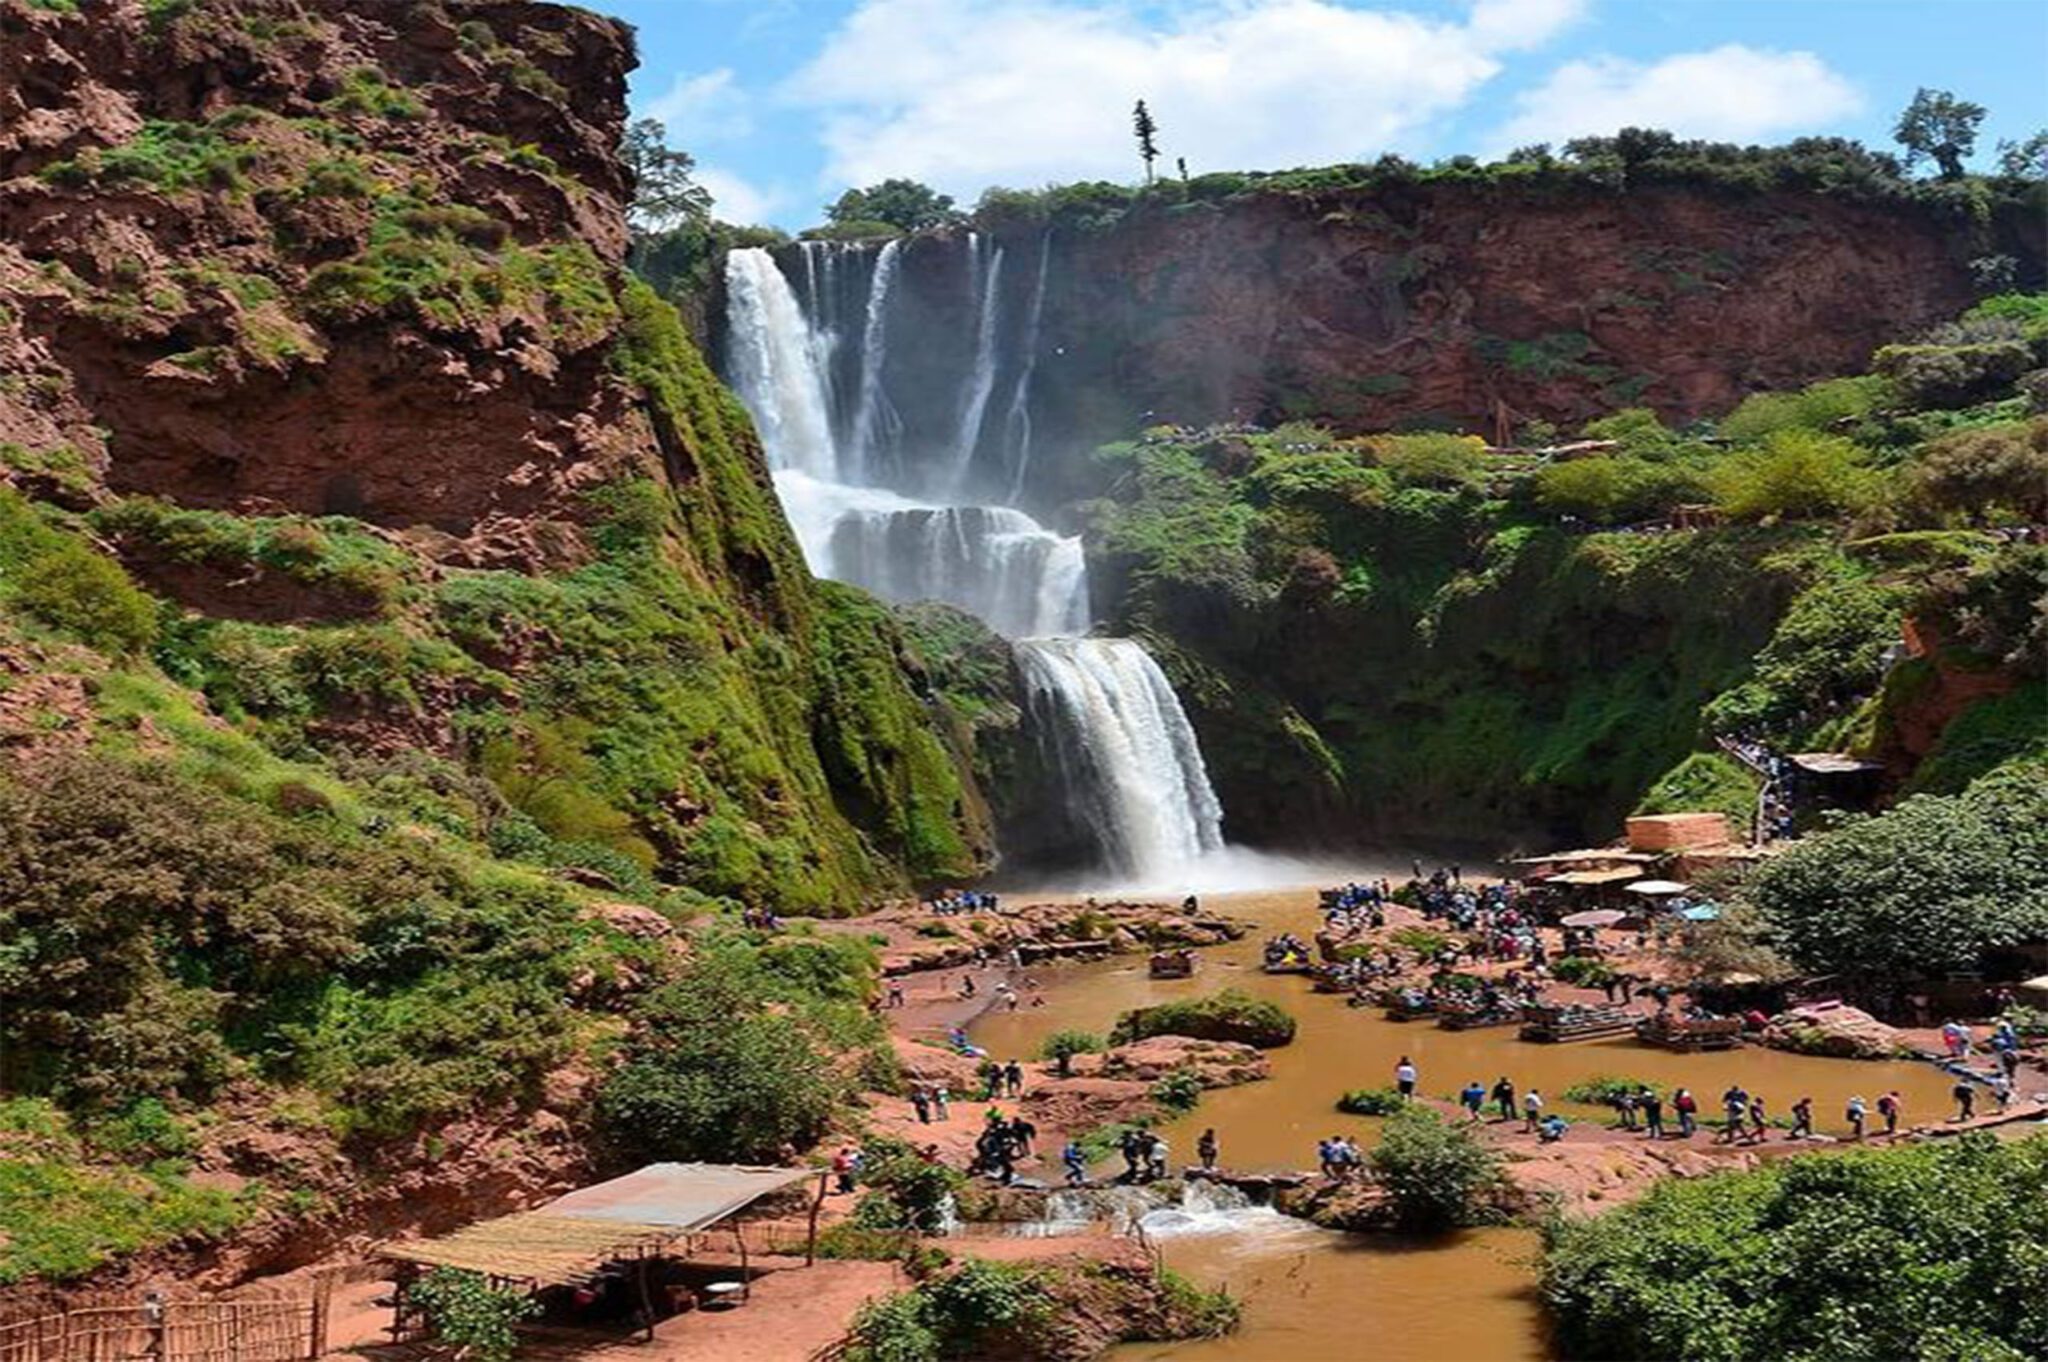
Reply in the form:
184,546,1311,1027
1679,904,1722,922
1560,908,1627,928
1625,879,1690,896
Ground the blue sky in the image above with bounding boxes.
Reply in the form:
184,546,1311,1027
597,0,2048,228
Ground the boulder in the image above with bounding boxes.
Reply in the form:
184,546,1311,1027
1762,1004,1911,1059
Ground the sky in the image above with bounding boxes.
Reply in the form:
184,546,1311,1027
595,0,2048,228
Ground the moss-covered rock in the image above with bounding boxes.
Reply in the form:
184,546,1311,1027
1109,989,1296,1049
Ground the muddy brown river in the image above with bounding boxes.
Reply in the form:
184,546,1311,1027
970,882,1960,1361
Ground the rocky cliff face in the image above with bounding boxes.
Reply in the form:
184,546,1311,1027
0,0,987,905
848,183,2012,512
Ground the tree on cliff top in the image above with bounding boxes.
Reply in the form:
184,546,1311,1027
824,178,960,232
620,118,712,230
1894,88,1986,181
1133,99,1161,183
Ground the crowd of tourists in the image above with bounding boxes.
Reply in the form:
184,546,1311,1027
925,889,1001,915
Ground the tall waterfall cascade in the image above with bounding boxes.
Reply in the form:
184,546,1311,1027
722,237,1228,883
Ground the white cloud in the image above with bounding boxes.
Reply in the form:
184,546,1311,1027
696,165,784,224
1488,45,1862,152
641,67,751,144
781,0,1588,197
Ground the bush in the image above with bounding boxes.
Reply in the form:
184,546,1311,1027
0,489,158,654
1368,432,1487,489
1336,1087,1406,1116
1367,1106,1504,1230
1711,429,1876,520
1558,1076,1656,1106
1150,1069,1204,1113
1549,956,1618,989
1904,417,2048,523
1719,376,1887,441
1543,1135,2048,1362
1874,340,2033,410
1109,989,1296,1049
1743,762,2048,978
1038,1030,1104,1078
1532,456,1702,524
846,1259,1051,1362
849,1137,965,1233
1635,752,1761,828
408,1269,538,1362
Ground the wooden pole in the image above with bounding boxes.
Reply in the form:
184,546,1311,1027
735,1225,752,1304
805,1172,829,1267
636,1254,655,1343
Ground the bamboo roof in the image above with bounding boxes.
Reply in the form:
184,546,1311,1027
378,1163,814,1288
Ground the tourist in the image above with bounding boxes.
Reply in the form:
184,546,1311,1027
1121,1129,1145,1182
1493,1076,1517,1122
1317,1136,1337,1179
933,1087,951,1121
978,1060,1001,1100
1952,1078,1976,1121
1009,1114,1037,1156
1846,1094,1867,1139
1197,1128,1219,1170
1877,1090,1900,1136
1538,1114,1568,1143
1640,1087,1665,1138
911,1087,931,1124
1395,1056,1418,1100
1614,1088,1638,1131
1674,1087,1698,1138
886,979,905,1009
1990,1072,2013,1113
1941,1020,1969,1058
1746,1095,1768,1143
960,974,977,999
1789,1095,1814,1139
1062,1140,1087,1186
1146,1132,1170,1181
1460,1080,1487,1123
1717,1086,1748,1144
1005,1059,1025,1097
1523,1088,1545,1133
831,1147,858,1195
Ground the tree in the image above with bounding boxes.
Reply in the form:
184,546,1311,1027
1366,1107,1504,1230
1997,130,2048,179
1893,88,1987,180
1132,99,1160,183
1544,1136,2048,1362
823,179,959,233
1038,1029,1104,1078
408,1270,539,1362
1743,762,2048,980
618,118,712,231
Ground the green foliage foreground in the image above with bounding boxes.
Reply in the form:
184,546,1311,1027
1543,1134,2048,1362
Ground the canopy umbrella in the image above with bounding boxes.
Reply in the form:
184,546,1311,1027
1625,879,1690,896
1560,908,1627,928
1679,904,1722,922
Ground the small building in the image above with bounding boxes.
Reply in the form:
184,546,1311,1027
377,1162,820,1346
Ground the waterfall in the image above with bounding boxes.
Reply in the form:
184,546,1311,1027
722,237,1231,886
1004,233,1051,503
723,249,837,479
845,239,903,485
951,233,1006,495
1016,637,1225,880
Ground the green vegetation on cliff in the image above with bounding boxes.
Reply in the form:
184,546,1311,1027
1109,989,1296,1048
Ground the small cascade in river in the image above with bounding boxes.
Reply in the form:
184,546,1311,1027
722,238,1230,884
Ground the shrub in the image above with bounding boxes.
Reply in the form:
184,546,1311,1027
1558,1076,1656,1106
1336,1087,1406,1116
1904,417,2048,523
1543,1135,2048,1362
1720,376,1887,441
1874,340,2033,410
845,1260,1052,1362
1710,429,1876,520
1367,1106,1504,1230
1549,956,1618,989
0,489,158,654
849,1137,964,1233
1389,926,1452,958
408,1269,538,1362
1109,989,1296,1049
1532,456,1706,524
1038,1030,1104,1078
1635,752,1762,828
1368,432,1487,489
1150,1069,1204,1112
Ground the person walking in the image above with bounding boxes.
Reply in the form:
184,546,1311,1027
831,1147,858,1195
1615,1088,1638,1131
1990,1072,2013,1113
1952,1078,1976,1121
1789,1095,1813,1139
1197,1128,1219,1170
1395,1056,1418,1100
1493,1077,1517,1122
1674,1087,1697,1138
1004,1059,1025,1098
1523,1088,1545,1133
1717,1086,1748,1144
1062,1140,1087,1186
1877,1090,1900,1136
933,1087,951,1122
1460,1080,1487,1122
1746,1095,1768,1143
1846,1094,1867,1139
1640,1087,1665,1139
911,1086,931,1124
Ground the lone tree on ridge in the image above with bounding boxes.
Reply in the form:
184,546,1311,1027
1893,88,1987,180
1133,99,1160,184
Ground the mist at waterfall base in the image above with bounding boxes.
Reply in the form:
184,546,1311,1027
724,236,1332,894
